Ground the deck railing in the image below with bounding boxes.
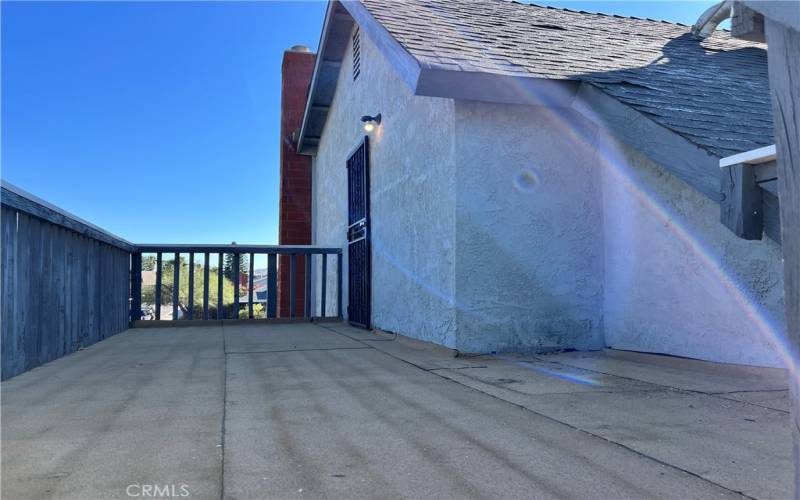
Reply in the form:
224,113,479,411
132,245,342,323
1,181,344,378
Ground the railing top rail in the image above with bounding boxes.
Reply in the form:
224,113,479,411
1,181,136,252
1,182,343,256
135,244,342,254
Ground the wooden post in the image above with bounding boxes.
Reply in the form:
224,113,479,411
289,254,296,318
233,253,240,319
248,253,254,319
203,253,209,320
337,251,343,319
304,254,311,318
155,252,162,320
321,254,327,317
218,253,224,319
130,253,142,323
267,254,277,319
187,252,194,320
172,253,180,320
721,162,763,239
764,17,800,497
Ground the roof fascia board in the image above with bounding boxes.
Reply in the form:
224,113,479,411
719,144,777,167
298,1,341,155
415,69,580,107
572,82,722,202
339,0,422,92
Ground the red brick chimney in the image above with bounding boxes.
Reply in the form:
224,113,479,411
277,45,315,317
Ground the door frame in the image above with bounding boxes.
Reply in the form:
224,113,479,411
345,136,371,329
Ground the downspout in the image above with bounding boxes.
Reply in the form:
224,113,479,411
691,0,733,38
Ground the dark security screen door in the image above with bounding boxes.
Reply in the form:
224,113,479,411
346,137,371,328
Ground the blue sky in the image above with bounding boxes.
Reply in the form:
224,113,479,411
2,1,718,244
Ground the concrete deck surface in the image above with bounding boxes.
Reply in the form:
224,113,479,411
1,322,791,500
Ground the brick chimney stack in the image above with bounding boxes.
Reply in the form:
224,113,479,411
277,45,315,317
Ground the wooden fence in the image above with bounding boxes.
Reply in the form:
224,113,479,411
1,183,133,380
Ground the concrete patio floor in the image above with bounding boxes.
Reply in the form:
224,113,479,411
1,322,791,500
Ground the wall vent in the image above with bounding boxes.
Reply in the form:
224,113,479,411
352,28,361,81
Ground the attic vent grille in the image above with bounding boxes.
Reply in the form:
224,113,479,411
352,28,361,81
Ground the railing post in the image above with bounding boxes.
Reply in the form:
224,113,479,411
172,253,180,320
304,254,311,318
321,253,327,317
233,253,240,319
218,253,224,319
130,252,142,323
267,253,277,319
289,254,296,318
203,253,209,320
187,252,194,320
248,253,254,319
337,250,343,319
155,252,162,320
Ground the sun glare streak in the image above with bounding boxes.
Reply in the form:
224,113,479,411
360,13,793,376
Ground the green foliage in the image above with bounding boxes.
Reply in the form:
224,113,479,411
141,260,236,317
142,255,156,271
223,253,249,283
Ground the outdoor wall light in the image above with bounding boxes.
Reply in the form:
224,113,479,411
361,113,381,133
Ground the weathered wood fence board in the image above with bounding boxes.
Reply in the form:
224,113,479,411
1,196,131,380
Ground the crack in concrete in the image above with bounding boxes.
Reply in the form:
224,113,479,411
315,323,757,499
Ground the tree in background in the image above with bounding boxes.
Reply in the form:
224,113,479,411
141,257,239,319
223,249,249,285
142,255,156,271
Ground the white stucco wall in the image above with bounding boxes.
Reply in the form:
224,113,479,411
598,133,785,367
453,102,605,354
311,23,785,367
312,27,459,346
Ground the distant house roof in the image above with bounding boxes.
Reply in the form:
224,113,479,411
300,0,773,159
362,0,772,158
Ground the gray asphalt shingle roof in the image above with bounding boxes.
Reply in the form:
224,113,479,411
361,0,773,158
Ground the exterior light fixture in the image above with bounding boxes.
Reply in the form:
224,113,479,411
361,113,381,133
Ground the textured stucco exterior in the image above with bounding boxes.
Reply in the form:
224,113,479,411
312,27,458,347
310,24,785,367
598,133,785,367
453,102,605,354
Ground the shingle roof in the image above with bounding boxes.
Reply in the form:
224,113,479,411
361,0,773,158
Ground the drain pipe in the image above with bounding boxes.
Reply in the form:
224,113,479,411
691,0,733,38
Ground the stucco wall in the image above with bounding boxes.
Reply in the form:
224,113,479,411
598,132,785,367
453,102,605,354
311,23,785,367
312,27,458,346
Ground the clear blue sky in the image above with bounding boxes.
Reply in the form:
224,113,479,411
2,1,718,245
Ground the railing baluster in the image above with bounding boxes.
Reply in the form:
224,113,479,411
248,253,254,319
188,252,194,320
218,253,224,319
155,252,162,320
289,254,296,318
172,252,179,321
131,252,142,323
267,254,277,319
203,253,209,320
304,254,311,318
233,253,240,319
337,251,342,319
321,253,327,317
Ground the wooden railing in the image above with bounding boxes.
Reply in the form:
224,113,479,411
132,245,342,323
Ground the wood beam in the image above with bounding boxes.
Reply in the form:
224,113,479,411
764,17,800,497
721,163,763,239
